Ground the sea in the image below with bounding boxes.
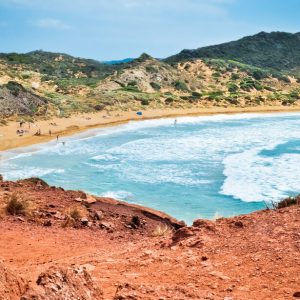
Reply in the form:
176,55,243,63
1,112,300,224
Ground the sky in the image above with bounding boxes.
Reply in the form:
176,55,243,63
0,0,299,61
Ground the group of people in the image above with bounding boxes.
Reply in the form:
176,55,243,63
16,121,66,146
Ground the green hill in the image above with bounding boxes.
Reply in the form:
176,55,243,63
165,32,300,73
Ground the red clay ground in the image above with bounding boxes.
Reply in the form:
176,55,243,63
0,177,300,299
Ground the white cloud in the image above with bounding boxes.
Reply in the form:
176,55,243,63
33,18,70,30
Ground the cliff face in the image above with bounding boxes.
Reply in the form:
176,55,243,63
0,177,300,299
0,82,48,117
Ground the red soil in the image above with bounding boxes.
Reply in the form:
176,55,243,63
0,177,300,299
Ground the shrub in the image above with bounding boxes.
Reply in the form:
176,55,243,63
165,97,174,105
141,99,149,105
94,104,105,111
152,224,172,237
5,194,28,216
173,80,189,92
212,72,221,78
240,77,263,91
289,90,299,100
69,207,83,221
251,69,268,80
6,81,24,96
127,80,138,87
191,91,202,98
272,196,299,209
206,90,223,101
231,73,239,80
227,83,239,93
120,86,140,92
145,65,157,73
150,82,161,90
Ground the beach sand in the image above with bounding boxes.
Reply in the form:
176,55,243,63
1,105,300,152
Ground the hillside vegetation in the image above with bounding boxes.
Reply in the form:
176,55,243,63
0,32,300,120
165,31,300,73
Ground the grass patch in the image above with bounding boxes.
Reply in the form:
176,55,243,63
152,224,172,237
274,197,299,209
5,193,28,216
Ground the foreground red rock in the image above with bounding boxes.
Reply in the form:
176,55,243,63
0,177,300,299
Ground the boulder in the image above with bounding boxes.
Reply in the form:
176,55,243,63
81,218,89,226
21,265,103,300
93,210,103,221
172,227,194,244
0,262,27,300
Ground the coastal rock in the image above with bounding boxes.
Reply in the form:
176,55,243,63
293,292,300,298
22,265,103,300
234,221,244,228
0,262,27,300
43,220,52,227
93,210,103,220
81,218,89,226
84,195,97,205
172,227,194,244
192,219,215,230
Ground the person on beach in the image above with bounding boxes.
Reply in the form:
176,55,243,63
56,135,59,141
174,119,177,126
49,130,52,136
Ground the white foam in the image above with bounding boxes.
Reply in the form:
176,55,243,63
2,111,300,161
1,166,65,181
101,190,134,201
221,149,300,202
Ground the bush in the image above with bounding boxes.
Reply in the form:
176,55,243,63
120,86,140,92
191,91,202,98
141,99,149,105
150,82,161,90
206,90,223,101
289,90,299,100
165,97,174,105
240,77,263,91
152,224,172,237
6,81,24,96
227,83,239,93
173,80,189,92
231,73,239,80
69,207,83,221
94,104,105,111
127,80,138,87
272,196,299,209
145,65,157,73
251,69,268,80
212,72,221,78
5,194,28,216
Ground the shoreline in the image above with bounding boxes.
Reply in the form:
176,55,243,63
1,105,300,152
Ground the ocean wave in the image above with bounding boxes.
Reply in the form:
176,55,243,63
1,166,65,181
220,149,300,203
101,190,134,201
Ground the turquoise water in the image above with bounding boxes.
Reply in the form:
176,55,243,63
1,112,300,223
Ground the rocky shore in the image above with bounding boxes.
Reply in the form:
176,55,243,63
0,176,300,299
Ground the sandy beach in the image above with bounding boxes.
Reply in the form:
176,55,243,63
1,105,300,152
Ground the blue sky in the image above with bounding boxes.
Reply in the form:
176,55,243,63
0,0,299,60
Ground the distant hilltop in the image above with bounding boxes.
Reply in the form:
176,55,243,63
165,31,300,72
103,58,134,65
